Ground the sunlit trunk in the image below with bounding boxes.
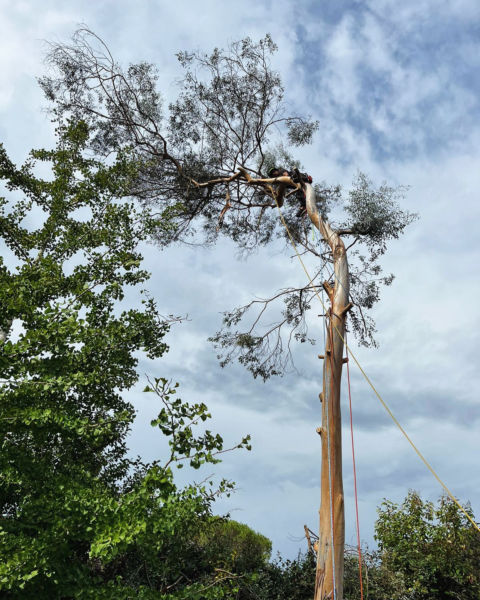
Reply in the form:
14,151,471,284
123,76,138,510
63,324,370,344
305,184,349,600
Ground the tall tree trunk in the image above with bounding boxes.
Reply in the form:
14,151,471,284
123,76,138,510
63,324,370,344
305,184,349,600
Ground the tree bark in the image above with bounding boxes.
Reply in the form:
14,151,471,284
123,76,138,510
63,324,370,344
305,184,349,600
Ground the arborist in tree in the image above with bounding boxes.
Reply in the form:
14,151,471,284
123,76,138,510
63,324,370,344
268,167,313,217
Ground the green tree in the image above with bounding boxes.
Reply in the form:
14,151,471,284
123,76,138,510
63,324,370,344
0,122,249,599
198,519,272,575
374,491,480,599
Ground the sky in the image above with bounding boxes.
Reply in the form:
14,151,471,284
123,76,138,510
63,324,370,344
1,0,480,559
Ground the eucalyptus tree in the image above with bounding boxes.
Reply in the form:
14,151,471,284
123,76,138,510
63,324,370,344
40,29,416,599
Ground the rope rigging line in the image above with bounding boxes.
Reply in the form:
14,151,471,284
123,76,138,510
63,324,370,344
315,220,362,597
317,221,356,599
345,335,364,600
314,259,338,599
273,193,480,536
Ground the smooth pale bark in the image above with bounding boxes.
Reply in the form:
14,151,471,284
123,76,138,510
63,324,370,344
305,184,348,600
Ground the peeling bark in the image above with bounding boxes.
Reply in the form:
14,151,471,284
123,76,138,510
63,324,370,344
306,184,348,600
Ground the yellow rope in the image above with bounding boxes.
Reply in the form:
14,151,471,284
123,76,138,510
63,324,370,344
274,200,480,535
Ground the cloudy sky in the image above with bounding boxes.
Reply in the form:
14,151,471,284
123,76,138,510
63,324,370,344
2,0,480,558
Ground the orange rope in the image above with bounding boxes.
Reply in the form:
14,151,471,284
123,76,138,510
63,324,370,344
345,337,364,600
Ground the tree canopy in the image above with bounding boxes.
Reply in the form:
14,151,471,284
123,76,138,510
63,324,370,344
40,29,417,380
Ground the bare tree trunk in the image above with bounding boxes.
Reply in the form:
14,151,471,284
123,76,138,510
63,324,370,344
305,184,349,600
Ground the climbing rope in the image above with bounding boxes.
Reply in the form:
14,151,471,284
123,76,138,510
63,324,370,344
345,336,364,600
273,194,480,536
316,276,338,599
316,222,362,598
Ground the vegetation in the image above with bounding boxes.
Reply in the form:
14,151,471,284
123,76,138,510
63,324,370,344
238,553,317,600
40,29,416,379
235,492,480,600
197,519,272,575
39,37,418,596
374,491,480,599
0,122,250,598
1,29,475,600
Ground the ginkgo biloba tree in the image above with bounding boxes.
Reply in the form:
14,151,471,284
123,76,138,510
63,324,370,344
39,29,416,600
0,121,252,599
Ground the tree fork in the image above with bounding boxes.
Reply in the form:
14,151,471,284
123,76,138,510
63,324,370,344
305,183,348,600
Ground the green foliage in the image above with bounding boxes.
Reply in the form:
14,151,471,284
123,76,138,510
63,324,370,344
374,491,480,599
40,30,418,377
197,519,272,575
0,123,249,599
344,547,408,600
208,288,315,381
146,378,250,471
236,552,316,600
40,30,319,253
336,172,417,347
343,172,415,248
